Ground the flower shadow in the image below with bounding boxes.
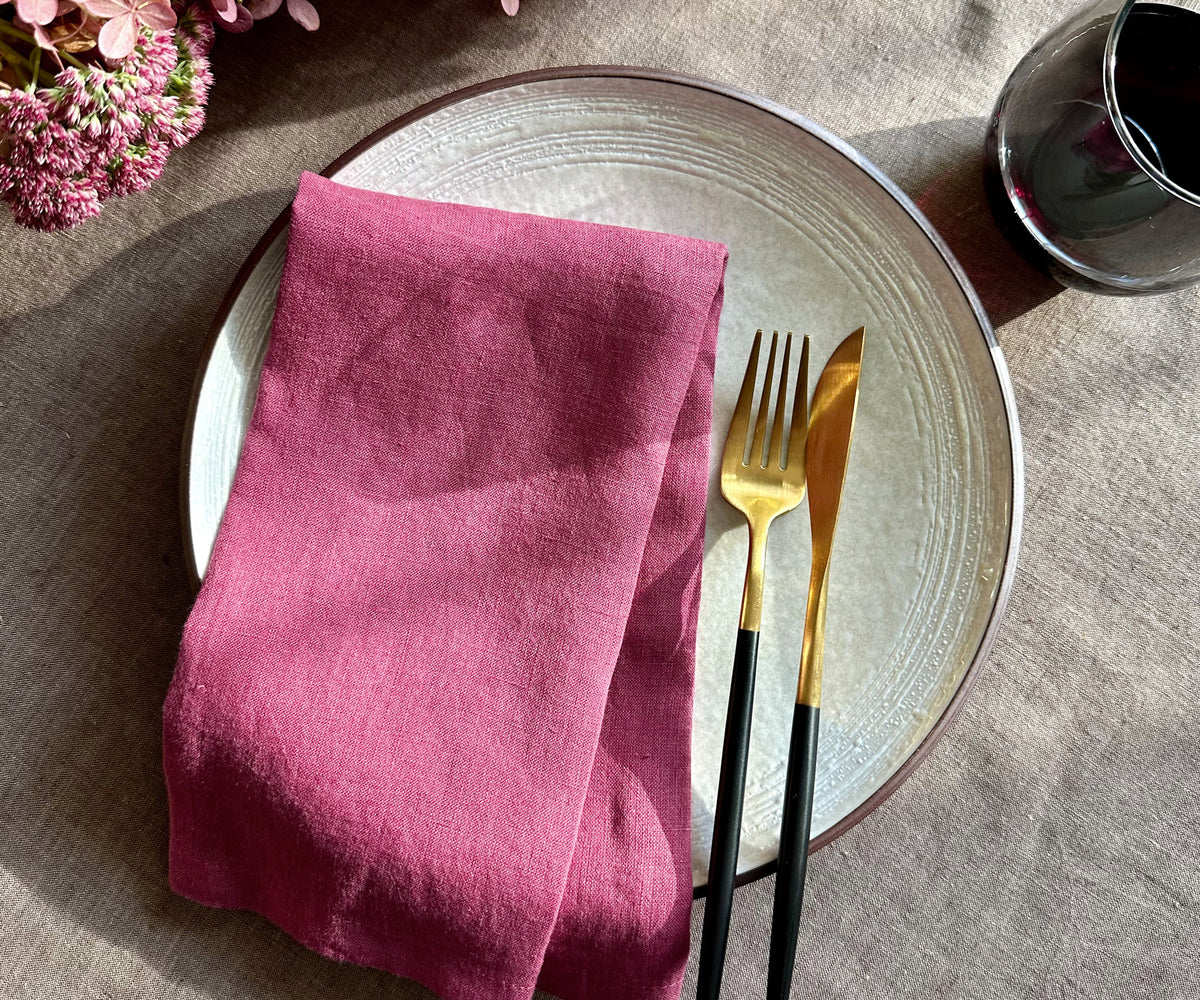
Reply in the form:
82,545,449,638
200,0,540,136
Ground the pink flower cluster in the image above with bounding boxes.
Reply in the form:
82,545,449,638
0,6,212,229
0,0,518,232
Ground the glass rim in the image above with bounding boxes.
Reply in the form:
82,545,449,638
1104,0,1200,207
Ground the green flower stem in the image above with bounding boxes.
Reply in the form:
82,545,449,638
56,47,88,72
0,20,89,72
24,44,55,89
0,38,31,88
0,20,36,44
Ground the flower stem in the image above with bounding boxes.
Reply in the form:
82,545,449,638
60,49,88,72
0,20,89,72
0,20,36,44
23,42,56,89
0,38,31,88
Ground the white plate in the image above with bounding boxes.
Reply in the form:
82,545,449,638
182,69,1022,890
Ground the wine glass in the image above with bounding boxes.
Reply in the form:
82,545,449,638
985,0,1200,294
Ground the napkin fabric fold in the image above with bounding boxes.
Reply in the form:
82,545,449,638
163,172,727,1000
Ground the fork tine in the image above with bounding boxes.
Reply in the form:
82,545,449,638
724,329,762,467
786,334,811,470
768,333,792,470
751,331,779,467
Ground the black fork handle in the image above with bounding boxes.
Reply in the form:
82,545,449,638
696,627,759,1000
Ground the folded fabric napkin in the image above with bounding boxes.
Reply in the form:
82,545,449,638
164,172,727,1000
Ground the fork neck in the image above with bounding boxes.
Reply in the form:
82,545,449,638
738,511,777,632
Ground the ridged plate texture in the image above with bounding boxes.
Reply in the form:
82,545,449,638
185,75,1017,888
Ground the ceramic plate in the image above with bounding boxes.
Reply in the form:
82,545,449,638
182,68,1023,891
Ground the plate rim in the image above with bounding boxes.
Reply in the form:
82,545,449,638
179,64,1025,899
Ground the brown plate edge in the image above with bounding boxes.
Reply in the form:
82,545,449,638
175,65,1026,901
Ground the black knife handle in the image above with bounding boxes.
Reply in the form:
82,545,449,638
766,702,821,1000
696,627,760,1000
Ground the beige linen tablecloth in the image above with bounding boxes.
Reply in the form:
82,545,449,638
2,1,1197,997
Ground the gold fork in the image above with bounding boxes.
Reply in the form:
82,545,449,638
696,329,810,1000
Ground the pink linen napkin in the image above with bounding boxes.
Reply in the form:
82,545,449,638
164,172,727,1000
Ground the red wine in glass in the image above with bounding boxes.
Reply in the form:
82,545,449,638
985,2,1200,293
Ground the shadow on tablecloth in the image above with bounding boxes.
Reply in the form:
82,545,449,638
201,0,519,137
851,116,1063,330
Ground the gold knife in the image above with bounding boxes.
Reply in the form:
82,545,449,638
767,326,865,1000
